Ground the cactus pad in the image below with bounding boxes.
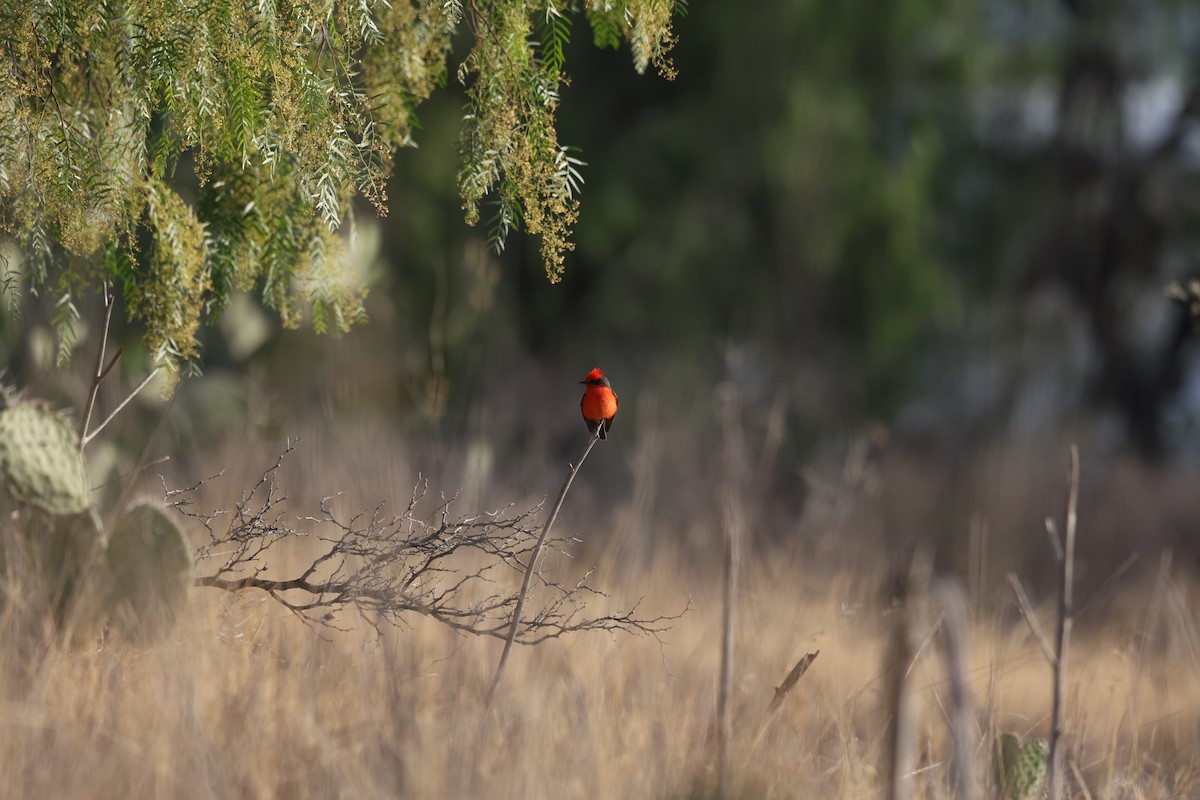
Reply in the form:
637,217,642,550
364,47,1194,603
993,732,1049,800
0,403,90,515
106,503,193,640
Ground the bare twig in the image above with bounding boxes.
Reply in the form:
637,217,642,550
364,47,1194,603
1045,518,1064,563
80,283,117,445
1006,572,1057,667
82,366,160,448
78,282,162,450
91,455,172,491
1076,551,1139,618
1048,445,1079,800
171,440,685,651
106,390,179,529
485,426,604,705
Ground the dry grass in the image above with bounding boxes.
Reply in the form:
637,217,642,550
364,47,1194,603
2,416,1199,799
2,530,1198,799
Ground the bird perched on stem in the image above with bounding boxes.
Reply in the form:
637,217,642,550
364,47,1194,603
580,367,619,439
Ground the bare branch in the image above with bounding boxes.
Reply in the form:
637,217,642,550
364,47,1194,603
1048,445,1079,800
80,283,116,445
167,441,683,650
82,366,161,447
1076,551,1139,619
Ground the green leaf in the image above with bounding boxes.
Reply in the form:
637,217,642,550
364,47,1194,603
51,292,80,367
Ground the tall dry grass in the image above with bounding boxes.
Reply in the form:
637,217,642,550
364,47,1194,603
2,400,1199,799
2,526,1197,798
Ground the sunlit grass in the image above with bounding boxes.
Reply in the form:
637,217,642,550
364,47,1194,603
2,517,1196,798
0,406,1196,799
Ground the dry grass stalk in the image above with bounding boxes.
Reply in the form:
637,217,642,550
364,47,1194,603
767,650,819,716
1069,757,1094,800
716,515,739,793
883,555,929,800
934,579,980,800
1,513,1198,798
715,379,746,795
746,651,820,759
1006,572,1057,666
1048,445,1079,800
884,602,917,800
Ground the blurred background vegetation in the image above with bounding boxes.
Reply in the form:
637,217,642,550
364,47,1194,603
4,0,1200,586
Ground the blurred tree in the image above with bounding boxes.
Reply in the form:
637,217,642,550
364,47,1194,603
998,0,1200,456
484,0,1200,454
503,0,983,414
0,0,682,379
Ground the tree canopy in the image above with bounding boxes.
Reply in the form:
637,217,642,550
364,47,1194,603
0,0,681,376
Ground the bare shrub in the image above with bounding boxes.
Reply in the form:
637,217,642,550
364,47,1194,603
169,441,683,643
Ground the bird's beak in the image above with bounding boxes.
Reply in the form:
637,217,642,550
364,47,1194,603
579,380,586,384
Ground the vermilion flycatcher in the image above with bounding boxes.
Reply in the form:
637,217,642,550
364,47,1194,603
580,367,619,439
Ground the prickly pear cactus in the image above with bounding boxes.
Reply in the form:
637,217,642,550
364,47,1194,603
106,503,192,640
0,402,102,628
0,402,90,516
993,732,1049,800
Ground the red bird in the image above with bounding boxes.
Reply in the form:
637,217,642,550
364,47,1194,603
580,367,619,439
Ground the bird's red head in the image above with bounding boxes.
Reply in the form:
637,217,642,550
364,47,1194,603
582,367,605,384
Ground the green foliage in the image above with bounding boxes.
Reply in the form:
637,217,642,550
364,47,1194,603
992,733,1049,800
539,3,571,79
457,0,678,282
582,0,678,75
0,0,682,375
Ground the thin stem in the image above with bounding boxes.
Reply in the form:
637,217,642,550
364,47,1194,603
746,651,819,758
90,455,171,492
80,284,116,446
1048,445,1079,800
82,366,160,448
715,376,745,796
1006,572,1057,667
885,597,917,800
883,550,931,800
485,427,603,705
716,496,739,792
105,389,178,529
935,580,980,800
1076,552,1139,618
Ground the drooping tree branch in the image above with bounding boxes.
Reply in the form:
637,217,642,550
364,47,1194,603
3,0,684,374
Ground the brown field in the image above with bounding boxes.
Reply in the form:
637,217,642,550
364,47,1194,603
2,425,1199,800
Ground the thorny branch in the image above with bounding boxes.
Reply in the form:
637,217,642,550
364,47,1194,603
166,441,685,644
